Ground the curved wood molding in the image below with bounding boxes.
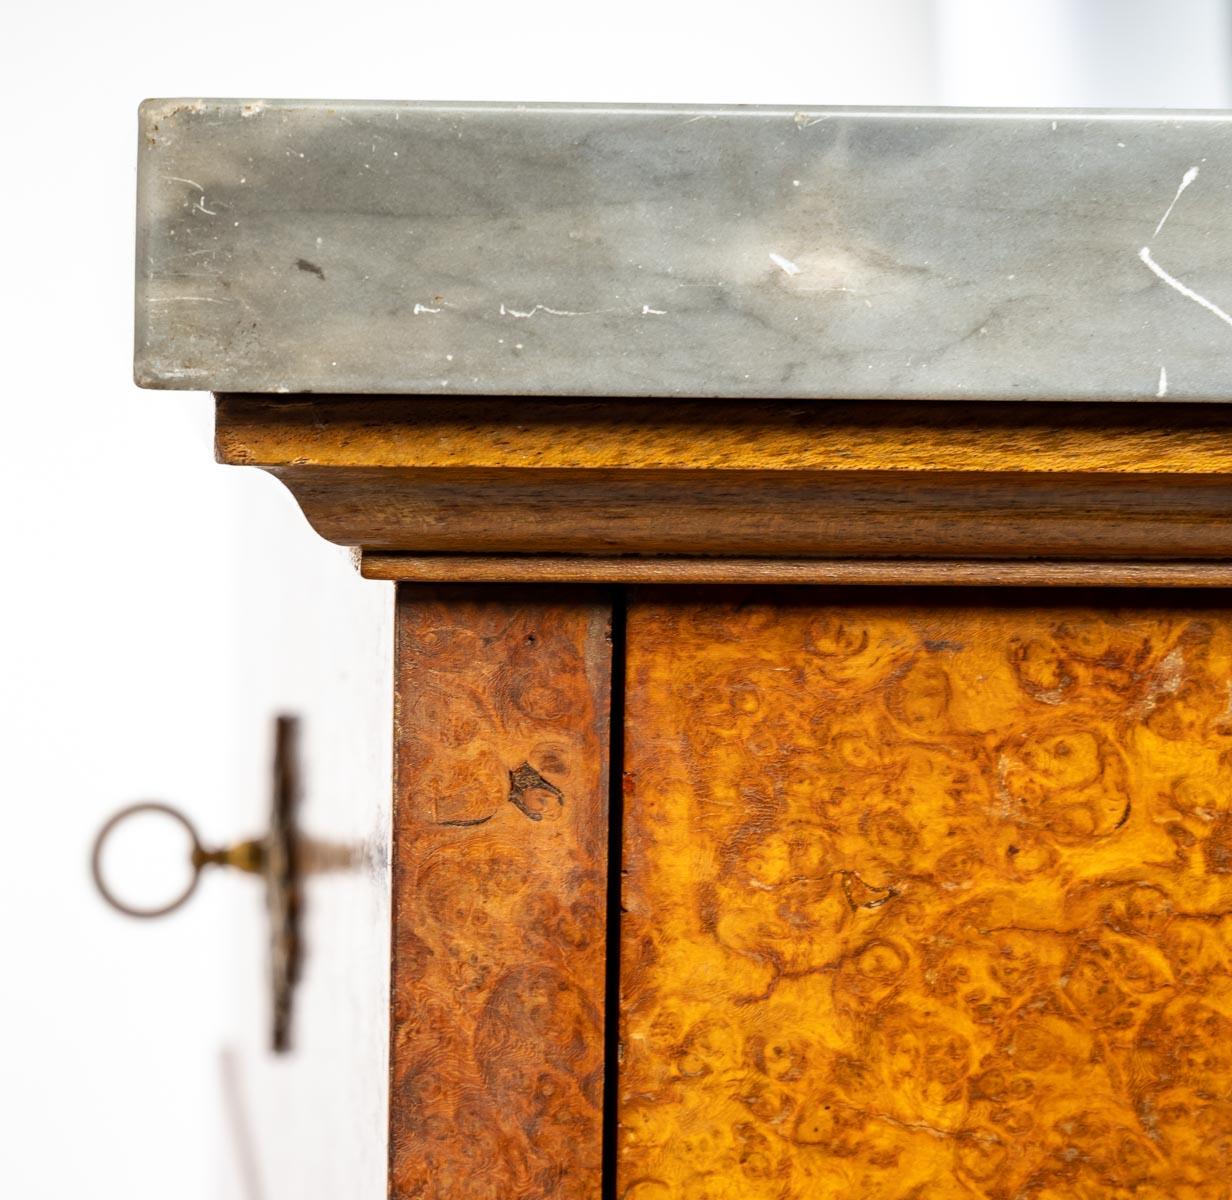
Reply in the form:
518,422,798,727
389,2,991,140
216,397,1232,570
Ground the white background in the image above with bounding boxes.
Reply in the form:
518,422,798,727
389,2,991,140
2,2,1229,1195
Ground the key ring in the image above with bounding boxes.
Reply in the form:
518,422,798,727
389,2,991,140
90,716,301,1049
91,800,266,918
91,801,208,918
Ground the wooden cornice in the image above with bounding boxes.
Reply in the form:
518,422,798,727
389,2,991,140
215,396,1232,583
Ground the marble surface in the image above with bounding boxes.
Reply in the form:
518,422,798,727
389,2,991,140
136,101,1232,399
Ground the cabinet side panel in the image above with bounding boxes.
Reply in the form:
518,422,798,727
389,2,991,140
620,590,1232,1199
222,527,393,1200
391,588,612,1200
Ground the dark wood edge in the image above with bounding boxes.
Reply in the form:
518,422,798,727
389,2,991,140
360,555,1232,587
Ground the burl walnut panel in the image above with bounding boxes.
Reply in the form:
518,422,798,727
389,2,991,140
391,588,611,1199
620,592,1232,1200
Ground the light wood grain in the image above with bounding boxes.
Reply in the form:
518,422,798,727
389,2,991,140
217,397,1232,475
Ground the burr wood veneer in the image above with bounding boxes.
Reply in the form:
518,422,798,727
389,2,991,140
619,592,1232,1199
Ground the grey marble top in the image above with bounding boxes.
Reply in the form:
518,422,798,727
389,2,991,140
136,100,1232,400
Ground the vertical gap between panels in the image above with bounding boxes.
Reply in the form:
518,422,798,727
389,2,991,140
601,589,628,1200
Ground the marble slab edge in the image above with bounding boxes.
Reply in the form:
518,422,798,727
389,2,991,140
135,100,1232,400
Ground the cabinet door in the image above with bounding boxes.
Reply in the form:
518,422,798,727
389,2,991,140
619,591,1232,1199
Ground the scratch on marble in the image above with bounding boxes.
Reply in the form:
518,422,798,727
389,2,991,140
1139,246,1232,331
165,176,205,191
413,303,442,315
642,305,666,315
1157,365,1168,397
500,302,593,318
149,296,234,304
1153,166,1199,237
769,252,802,277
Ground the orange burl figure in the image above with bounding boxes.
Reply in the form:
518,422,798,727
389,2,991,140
620,593,1232,1200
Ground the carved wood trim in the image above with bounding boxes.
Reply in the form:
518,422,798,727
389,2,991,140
216,397,1232,568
